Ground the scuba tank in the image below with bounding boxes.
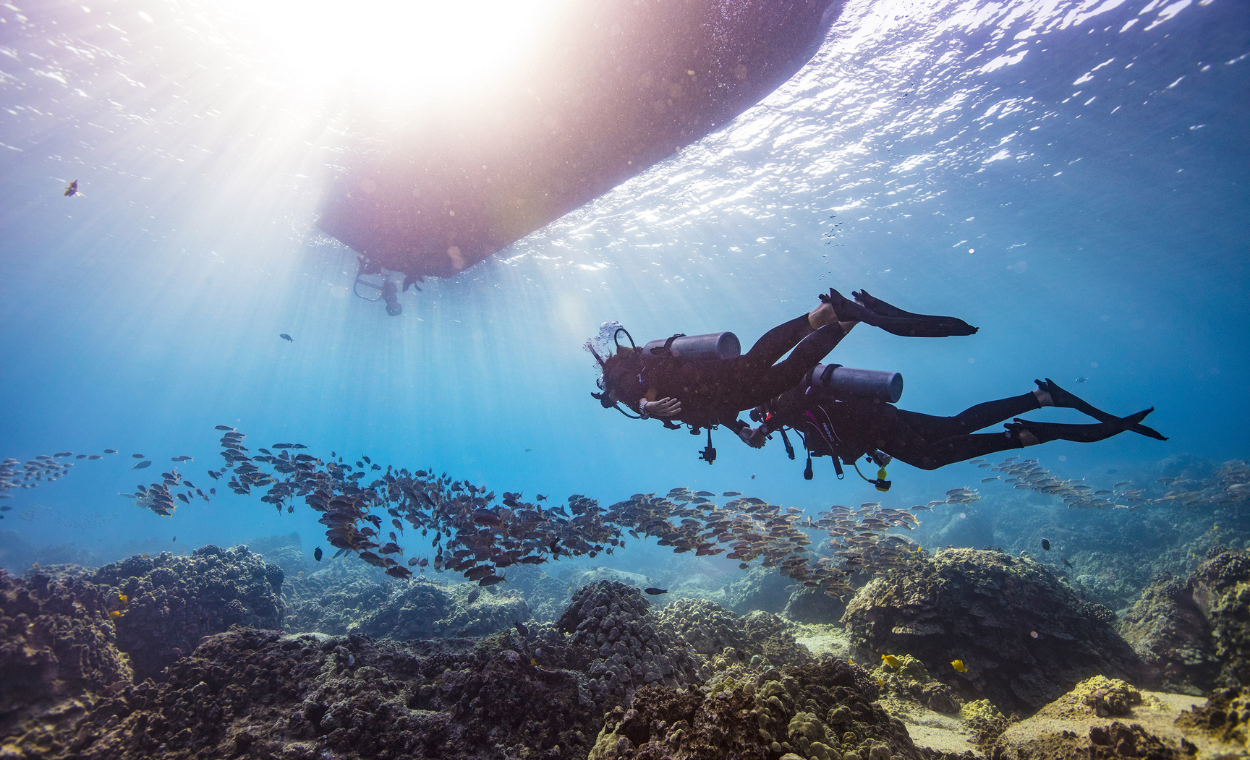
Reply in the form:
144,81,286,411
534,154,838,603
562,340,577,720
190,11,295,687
806,364,903,403
642,332,740,361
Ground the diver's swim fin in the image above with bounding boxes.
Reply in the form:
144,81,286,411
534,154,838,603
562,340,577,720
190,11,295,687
852,289,979,336
1035,378,1167,441
1006,408,1153,445
820,289,978,337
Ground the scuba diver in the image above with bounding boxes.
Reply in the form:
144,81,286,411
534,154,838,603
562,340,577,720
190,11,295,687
353,255,409,316
590,288,1160,478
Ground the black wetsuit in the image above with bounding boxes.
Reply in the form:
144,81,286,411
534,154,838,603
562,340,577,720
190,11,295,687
796,393,1042,470
620,315,850,430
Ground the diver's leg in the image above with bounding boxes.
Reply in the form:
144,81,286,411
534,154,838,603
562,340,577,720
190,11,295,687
825,403,1014,471
751,321,856,400
738,316,814,369
1035,378,1167,440
1006,409,1154,445
821,289,978,337
739,297,846,371
893,392,1043,441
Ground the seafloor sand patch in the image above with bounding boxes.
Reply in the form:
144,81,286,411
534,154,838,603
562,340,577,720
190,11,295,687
997,682,1240,759
880,697,979,756
793,622,850,659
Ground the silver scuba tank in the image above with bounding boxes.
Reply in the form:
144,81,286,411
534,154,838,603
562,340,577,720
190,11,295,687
642,332,741,360
807,364,903,403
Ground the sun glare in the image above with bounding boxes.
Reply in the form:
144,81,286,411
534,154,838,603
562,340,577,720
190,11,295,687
231,0,572,105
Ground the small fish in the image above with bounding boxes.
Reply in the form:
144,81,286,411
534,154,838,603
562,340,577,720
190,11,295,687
313,547,323,562
171,455,193,462
104,449,117,454
132,453,145,459
215,425,234,431
723,491,741,497
280,334,293,342
63,180,78,197
644,587,667,595
133,461,152,470
1075,377,1088,384
881,654,900,668
878,677,884,688
109,610,122,619
1041,538,1051,551
951,659,968,673
466,588,480,604
980,477,999,482
1061,557,1073,568
530,658,537,666
515,621,529,637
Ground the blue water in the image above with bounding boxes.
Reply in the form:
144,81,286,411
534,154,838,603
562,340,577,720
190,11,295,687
0,0,1246,571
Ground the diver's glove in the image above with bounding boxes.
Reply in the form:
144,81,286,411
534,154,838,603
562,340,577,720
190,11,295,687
641,397,682,418
737,425,768,449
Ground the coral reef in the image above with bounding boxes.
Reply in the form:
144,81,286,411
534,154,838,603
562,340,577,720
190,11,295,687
588,658,919,760
873,654,962,715
656,598,812,671
723,567,796,615
286,563,529,640
783,585,847,625
0,568,131,739
1189,549,1250,689
1175,685,1249,746
843,548,1146,713
556,581,705,706
87,545,284,681
244,531,309,579
4,626,601,760
1118,572,1217,693
987,676,1223,759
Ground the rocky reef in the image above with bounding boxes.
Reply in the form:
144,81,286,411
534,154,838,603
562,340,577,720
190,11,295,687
588,659,917,760
843,548,1146,713
0,567,131,743
88,546,284,680
284,560,529,640
556,581,706,707
1119,572,1218,693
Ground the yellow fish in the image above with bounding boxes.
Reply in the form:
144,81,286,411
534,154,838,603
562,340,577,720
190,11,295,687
881,654,900,668
118,594,128,604
951,659,968,673
877,677,884,688
530,658,537,666
109,610,122,619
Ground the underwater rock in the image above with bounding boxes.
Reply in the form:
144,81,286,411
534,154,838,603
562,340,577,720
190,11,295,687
873,654,963,715
243,531,308,579
656,598,813,672
1189,549,1250,689
556,580,705,707
843,548,1147,713
723,566,797,616
783,584,848,625
1175,685,1250,746
0,568,131,739
86,545,284,681
989,675,1221,759
589,657,919,760
10,626,601,760
1119,571,1217,693
285,563,528,639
